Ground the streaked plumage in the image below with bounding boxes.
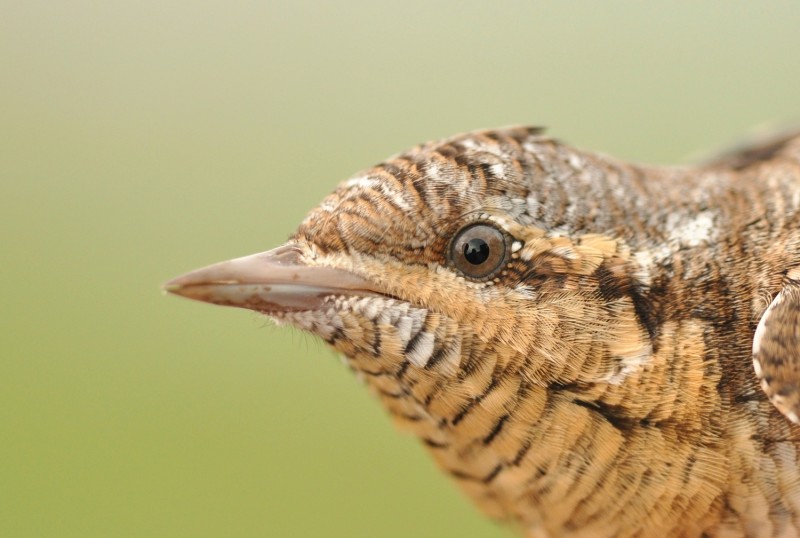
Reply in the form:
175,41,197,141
167,127,800,537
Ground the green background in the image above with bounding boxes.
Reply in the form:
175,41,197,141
3,2,799,536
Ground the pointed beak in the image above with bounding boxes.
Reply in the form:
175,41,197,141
163,243,381,312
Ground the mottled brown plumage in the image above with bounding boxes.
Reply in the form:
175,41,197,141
166,127,800,537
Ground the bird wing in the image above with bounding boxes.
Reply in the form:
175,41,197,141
753,268,800,424
701,125,800,170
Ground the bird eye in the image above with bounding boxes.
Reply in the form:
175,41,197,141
449,223,508,279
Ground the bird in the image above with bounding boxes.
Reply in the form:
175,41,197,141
165,126,800,537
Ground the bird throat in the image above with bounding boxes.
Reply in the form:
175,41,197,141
269,276,705,531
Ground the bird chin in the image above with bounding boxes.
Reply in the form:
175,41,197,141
272,293,412,334
275,293,463,378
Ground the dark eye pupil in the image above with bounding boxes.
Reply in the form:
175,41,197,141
463,238,490,265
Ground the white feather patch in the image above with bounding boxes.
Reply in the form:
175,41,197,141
406,332,435,368
667,210,716,247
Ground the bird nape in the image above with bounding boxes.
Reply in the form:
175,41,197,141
166,126,800,538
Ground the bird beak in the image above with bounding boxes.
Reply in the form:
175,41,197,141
163,243,381,312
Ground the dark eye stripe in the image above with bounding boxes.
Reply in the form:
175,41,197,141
449,223,508,279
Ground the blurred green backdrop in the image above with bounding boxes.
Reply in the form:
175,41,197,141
2,1,799,536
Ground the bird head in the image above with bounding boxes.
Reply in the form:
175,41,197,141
166,127,652,425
